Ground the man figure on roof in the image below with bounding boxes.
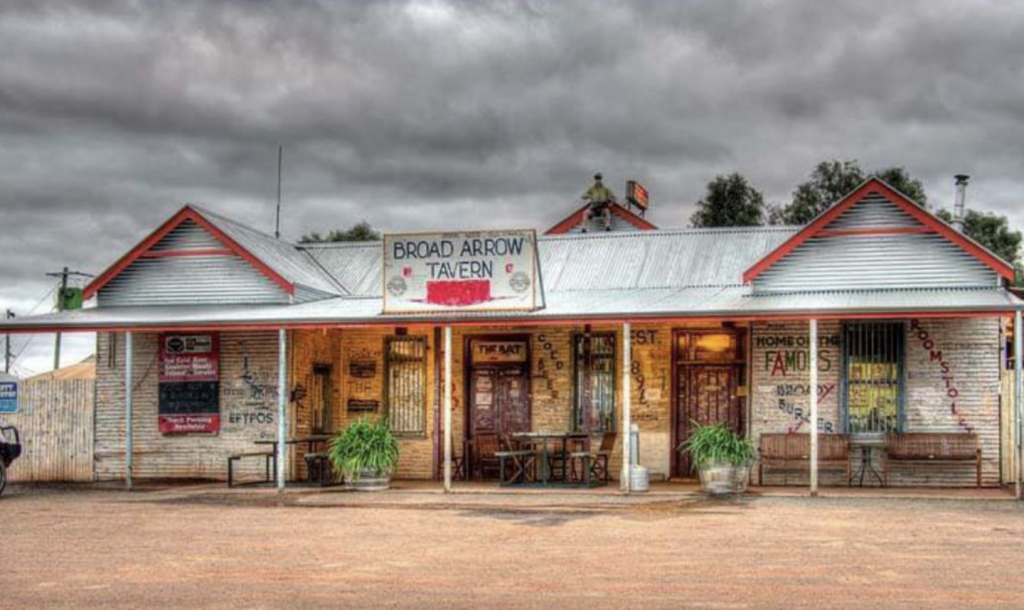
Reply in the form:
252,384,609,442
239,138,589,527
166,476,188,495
582,173,616,231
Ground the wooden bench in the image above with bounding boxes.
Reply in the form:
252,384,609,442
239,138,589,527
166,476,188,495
759,433,851,486
882,433,982,487
227,451,276,487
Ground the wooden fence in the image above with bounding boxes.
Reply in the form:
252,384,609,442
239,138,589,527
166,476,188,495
2,378,95,482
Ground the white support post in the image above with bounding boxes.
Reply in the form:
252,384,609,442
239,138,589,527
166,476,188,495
809,319,819,497
125,331,133,490
1015,310,1022,501
444,326,453,493
621,322,632,493
277,328,288,491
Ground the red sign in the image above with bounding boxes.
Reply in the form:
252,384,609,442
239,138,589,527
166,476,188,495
159,334,219,382
627,180,649,211
426,279,491,306
158,333,220,434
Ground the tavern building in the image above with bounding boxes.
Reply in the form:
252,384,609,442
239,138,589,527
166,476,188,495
3,177,1023,493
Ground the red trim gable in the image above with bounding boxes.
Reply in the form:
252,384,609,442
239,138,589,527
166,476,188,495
545,202,658,235
83,206,294,300
742,179,1016,283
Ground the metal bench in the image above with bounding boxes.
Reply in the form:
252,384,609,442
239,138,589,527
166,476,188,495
227,451,276,487
758,433,851,486
882,433,982,487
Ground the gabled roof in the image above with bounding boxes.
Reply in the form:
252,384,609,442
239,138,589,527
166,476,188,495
743,178,1017,283
545,202,658,234
84,205,342,300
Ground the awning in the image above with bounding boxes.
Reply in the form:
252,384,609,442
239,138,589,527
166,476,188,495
0,287,1020,333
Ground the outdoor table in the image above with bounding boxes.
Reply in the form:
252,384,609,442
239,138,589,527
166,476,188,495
254,435,333,482
510,431,590,485
852,437,885,487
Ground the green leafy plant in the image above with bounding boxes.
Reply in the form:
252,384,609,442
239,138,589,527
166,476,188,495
328,417,400,477
678,421,754,471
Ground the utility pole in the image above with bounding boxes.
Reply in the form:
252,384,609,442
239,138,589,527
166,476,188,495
45,267,92,372
3,309,13,374
53,266,68,371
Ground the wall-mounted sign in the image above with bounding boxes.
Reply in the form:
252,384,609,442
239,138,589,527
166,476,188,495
383,230,540,313
158,333,220,434
349,361,377,379
626,180,649,211
471,341,529,364
0,372,18,414
347,399,380,413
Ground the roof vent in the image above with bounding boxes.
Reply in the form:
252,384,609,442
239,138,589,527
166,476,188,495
953,174,969,233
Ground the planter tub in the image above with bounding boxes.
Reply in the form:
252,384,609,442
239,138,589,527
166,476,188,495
345,468,392,491
697,460,751,497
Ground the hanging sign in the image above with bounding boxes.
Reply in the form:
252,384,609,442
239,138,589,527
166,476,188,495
0,372,18,414
626,180,649,211
383,230,539,313
158,333,220,434
471,341,529,364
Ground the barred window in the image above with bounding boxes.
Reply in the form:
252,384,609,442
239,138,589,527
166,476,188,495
573,333,616,433
842,322,905,435
386,336,427,436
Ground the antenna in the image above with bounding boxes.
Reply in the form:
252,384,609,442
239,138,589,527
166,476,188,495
275,145,283,239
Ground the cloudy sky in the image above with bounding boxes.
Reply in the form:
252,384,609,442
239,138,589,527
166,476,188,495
2,0,1023,374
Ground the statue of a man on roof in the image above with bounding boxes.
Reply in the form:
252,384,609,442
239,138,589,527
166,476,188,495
582,173,616,231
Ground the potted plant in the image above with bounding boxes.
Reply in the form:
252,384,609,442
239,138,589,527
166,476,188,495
679,421,755,496
328,417,400,491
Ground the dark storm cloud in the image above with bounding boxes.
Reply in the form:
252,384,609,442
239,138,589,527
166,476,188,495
2,0,1024,372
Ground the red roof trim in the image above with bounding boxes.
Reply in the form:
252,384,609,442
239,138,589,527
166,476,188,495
743,179,1016,283
545,203,657,235
83,207,294,299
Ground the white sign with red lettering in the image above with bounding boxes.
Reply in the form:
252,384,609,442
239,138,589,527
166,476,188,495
383,230,540,313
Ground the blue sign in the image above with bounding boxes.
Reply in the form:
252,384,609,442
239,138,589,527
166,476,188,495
0,373,18,414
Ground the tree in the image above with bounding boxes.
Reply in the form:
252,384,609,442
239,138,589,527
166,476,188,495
769,159,928,225
936,208,1023,271
299,221,381,243
690,173,766,228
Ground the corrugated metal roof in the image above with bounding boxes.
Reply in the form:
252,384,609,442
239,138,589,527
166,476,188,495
301,227,798,297
191,206,343,298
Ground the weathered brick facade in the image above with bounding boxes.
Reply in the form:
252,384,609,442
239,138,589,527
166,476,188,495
93,317,1007,487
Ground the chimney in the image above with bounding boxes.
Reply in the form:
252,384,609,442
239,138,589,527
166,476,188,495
953,174,969,233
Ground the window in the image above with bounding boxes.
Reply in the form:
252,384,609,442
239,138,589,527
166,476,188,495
310,365,333,434
842,322,905,435
385,336,427,436
573,333,616,433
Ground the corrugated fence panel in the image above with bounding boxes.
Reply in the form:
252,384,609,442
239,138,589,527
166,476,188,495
4,378,95,482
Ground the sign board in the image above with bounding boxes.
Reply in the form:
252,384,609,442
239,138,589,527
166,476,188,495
0,372,18,414
626,180,649,211
471,341,529,364
383,230,539,313
158,333,220,434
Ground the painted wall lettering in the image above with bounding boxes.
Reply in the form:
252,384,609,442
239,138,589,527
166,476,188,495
909,319,974,433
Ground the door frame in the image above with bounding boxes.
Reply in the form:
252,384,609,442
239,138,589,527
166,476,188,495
463,333,532,441
670,328,748,479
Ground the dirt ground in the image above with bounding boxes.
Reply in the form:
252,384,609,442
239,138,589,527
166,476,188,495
3,484,1024,610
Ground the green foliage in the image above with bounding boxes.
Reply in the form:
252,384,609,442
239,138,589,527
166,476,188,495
690,173,766,227
678,421,754,471
328,417,400,476
936,208,1023,274
299,221,381,244
769,159,927,225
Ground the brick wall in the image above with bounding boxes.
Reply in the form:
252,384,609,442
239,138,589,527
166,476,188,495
750,318,1002,487
95,330,283,481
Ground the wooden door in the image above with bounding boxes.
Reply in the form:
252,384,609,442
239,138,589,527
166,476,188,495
470,367,530,437
673,330,746,478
